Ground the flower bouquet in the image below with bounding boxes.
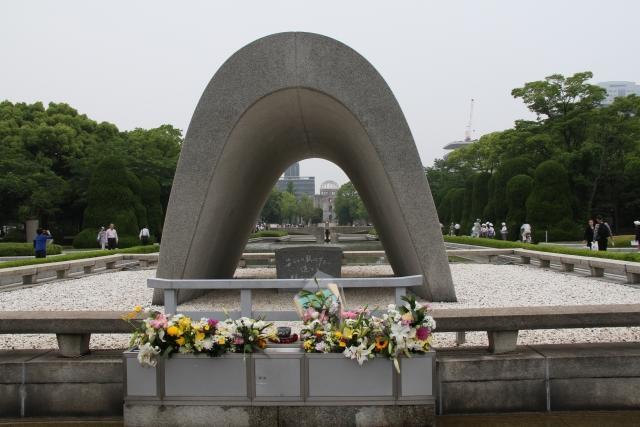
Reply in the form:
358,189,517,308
125,307,276,368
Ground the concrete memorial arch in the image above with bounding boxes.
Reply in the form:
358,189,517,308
153,32,456,304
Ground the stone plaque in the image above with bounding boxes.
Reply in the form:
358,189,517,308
275,246,342,279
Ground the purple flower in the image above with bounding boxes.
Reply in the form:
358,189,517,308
416,327,429,341
207,319,219,327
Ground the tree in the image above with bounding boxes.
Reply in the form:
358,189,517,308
285,181,295,195
280,191,298,224
490,157,533,222
296,194,315,225
470,172,491,221
511,71,606,151
140,176,164,240
82,157,140,235
505,174,534,240
260,189,283,224
334,182,368,225
526,160,575,240
310,207,324,224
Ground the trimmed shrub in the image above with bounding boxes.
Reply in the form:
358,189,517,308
82,157,140,235
73,228,154,249
249,230,288,239
1,228,25,242
506,174,534,240
140,176,164,240
492,157,533,221
0,242,62,256
72,228,102,249
526,160,575,234
471,172,491,221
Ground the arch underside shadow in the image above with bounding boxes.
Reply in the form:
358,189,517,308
154,32,456,303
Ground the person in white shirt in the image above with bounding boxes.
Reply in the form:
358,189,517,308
97,226,108,250
139,226,150,245
105,223,118,250
500,222,508,240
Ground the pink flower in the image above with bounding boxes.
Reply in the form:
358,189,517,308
207,319,219,327
150,314,168,329
342,311,358,320
234,337,245,345
303,307,316,322
318,310,328,323
416,327,430,341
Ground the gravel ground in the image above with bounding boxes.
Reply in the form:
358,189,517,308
1,264,639,350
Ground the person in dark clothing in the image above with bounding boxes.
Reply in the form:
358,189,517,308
324,229,331,243
634,220,640,251
594,216,613,251
33,228,53,258
583,219,595,250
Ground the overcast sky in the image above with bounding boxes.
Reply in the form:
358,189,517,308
2,0,639,191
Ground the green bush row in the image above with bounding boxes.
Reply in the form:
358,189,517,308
0,242,63,256
72,228,156,249
443,236,640,262
0,244,159,269
249,230,288,239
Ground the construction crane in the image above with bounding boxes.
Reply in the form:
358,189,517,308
463,98,475,142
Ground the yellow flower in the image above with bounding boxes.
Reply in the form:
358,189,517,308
304,340,314,351
401,312,413,322
178,317,191,329
343,328,353,339
334,331,342,339
195,332,205,341
133,305,142,313
176,337,185,346
339,341,346,348
204,325,210,331
375,336,389,350
167,326,179,337
217,337,226,345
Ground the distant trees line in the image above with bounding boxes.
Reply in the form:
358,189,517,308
427,72,640,241
0,101,182,246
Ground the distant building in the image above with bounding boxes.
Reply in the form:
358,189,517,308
314,180,338,222
283,162,300,177
598,81,640,105
276,162,315,197
442,138,478,159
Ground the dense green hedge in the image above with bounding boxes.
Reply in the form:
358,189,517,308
249,230,288,239
0,244,159,269
73,228,155,249
0,242,63,256
443,235,640,262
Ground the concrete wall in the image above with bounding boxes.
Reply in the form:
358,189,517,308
2,343,639,419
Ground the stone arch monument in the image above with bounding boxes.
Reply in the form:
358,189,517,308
153,32,456,304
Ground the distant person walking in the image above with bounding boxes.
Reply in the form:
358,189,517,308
471,220,481,238
324,228,331,243
33,228,53,258
454,223,461,236
594,216,613,251
500,222,508,240
520,223,532,243
106,223,118,250
139,226,150,245
97,226,108,250
583,219,595,250
634,220,640,251
487,223,495,239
